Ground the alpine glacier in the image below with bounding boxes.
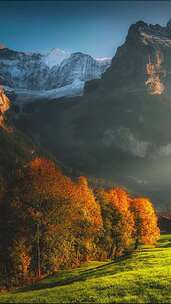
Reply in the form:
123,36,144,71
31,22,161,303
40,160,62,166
0,47,111,103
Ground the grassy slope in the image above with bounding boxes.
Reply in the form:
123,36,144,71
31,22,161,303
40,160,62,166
0,234,171,303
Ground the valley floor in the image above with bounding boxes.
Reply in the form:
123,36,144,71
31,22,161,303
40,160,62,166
0,234,171,303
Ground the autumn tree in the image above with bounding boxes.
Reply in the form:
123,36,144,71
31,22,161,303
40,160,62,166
9,237,31,286
131,197,160,248
9,158,103,277
0,156,160,288
70,176,103,263
96,187,135,259
10,158,75,276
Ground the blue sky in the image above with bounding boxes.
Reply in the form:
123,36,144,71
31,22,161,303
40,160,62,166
1,1,171,57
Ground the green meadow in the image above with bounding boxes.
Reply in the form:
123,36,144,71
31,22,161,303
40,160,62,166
0,234,170,303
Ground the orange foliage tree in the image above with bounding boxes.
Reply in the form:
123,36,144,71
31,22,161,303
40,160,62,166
10,158,103,276
9,238,31,285
70,176,103,262
96,187,135,259
0,156,160,287
131,197,160,248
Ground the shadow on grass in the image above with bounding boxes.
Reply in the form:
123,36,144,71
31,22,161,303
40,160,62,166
157,242,171,248
14,237,169,295
157,236,171,248
15,254,133,294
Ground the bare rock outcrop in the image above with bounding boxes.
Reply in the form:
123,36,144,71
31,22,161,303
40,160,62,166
100,19,171,95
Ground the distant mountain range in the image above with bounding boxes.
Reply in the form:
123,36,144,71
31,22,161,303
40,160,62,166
0,47,111,102
4,19,171,211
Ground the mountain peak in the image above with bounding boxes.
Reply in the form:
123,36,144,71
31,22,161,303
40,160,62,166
128,20,148,34
43,48,70,68
127,19,171,42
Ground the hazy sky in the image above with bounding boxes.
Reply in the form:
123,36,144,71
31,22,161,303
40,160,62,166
1,1,171,57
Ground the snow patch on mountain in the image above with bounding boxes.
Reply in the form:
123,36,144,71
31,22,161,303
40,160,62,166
4,79,84,104
95,57,112,62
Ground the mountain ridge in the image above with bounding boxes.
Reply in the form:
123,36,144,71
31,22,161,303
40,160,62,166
0,47,111,102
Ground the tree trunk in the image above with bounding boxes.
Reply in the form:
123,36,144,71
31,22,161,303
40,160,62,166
135,237,139,250
37,222,41,278
109,243,116,259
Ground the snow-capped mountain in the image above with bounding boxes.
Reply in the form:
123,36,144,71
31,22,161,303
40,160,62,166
0,47,111,102
43,48,70,68
47,52,111,89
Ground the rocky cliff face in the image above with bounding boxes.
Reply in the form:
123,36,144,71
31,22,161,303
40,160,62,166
101,19,171,95
145,51,165,95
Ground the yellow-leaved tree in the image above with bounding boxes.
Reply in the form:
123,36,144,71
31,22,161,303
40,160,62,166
131,197,160,248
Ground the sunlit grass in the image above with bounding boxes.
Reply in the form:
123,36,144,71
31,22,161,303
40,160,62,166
0,234,170,303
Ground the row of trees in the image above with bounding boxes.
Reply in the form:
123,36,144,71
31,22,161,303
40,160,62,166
0,157,160,288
